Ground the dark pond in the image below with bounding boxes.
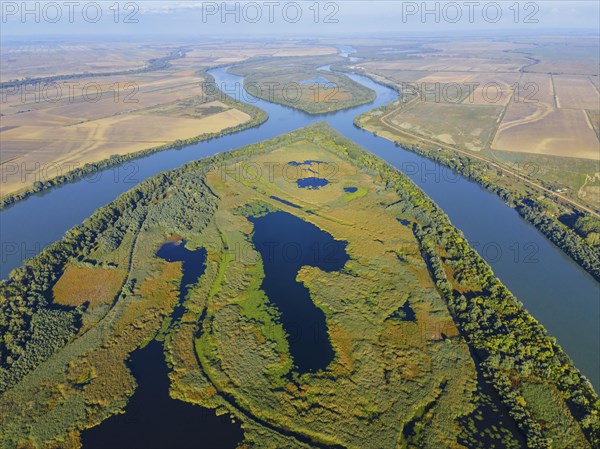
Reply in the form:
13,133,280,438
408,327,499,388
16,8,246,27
343,187,358,193
296,177,329,189
390,301,416,321
288,160,324,167
81,340,243,449
288,160,325,175
249,211,349,373
290,159,330,189
156,240,206,321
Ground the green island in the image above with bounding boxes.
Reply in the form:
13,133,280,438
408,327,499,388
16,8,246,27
0,123,598,449
228,57,376,114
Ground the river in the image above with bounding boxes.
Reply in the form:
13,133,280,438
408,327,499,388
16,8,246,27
0,59,598,389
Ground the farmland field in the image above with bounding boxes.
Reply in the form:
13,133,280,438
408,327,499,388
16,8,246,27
492,106,598,159
353,35,599,213
387,101,503,151
553,75,600,110
0,69,257,197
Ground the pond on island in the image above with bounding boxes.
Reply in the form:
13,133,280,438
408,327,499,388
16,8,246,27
82,241,242,449
81,340,243,449
249,211,349,373
156,240,206,321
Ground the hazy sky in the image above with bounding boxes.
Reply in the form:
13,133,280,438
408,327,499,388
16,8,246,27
1,1,599,39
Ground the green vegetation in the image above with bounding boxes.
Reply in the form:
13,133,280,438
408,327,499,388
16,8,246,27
0,123,597,449
574,215,600,245
517,203,600,280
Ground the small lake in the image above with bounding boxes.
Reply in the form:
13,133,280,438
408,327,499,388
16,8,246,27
156,240,206,321
249,211,349,373
297,177,329,189
289,160,330,189
81,242,237,449
81,340,243,449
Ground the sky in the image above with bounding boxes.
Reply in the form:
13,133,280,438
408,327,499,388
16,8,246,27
1,1,599,39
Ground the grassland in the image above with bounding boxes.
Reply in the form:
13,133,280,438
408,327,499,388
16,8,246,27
52,264,126,309
0,123,597,449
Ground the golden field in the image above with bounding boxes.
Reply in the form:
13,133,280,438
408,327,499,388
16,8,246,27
0,69,250,196
492,104,598,159
355,37,599,160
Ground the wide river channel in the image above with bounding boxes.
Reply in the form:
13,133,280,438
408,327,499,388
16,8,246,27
1,60,598,390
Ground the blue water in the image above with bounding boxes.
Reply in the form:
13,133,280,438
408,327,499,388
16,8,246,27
0,62,598,388
156,240,206,321
296,177,329,189
81,340,242,449
288,160,325,166
344,187,358,193
249,211,349,373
